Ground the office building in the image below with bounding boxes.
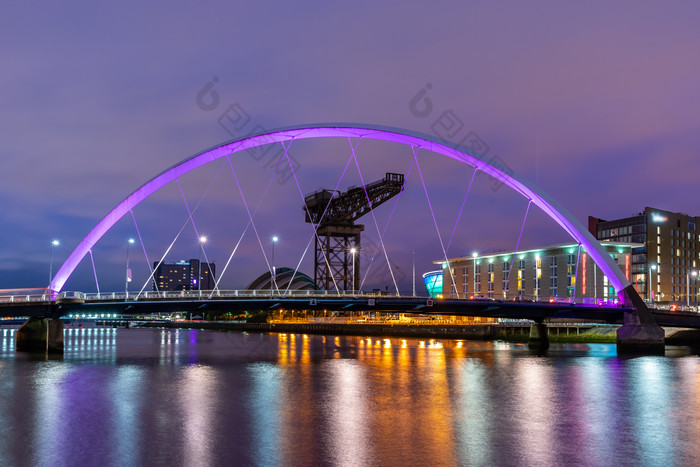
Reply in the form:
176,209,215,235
153,259,216,291
589,207,699,304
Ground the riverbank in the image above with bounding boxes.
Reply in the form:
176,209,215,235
140,320,622,343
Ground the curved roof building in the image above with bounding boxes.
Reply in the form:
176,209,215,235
422,270,443,298
247,267,319,291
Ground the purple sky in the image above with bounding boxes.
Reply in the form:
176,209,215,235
1,1,699,293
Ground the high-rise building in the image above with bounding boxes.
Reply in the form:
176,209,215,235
589,207,699,304
153,259,216,291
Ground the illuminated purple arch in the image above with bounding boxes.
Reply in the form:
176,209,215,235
50,123,632,299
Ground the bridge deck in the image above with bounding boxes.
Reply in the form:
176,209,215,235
2,291,699,328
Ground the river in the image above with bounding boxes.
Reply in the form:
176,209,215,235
0,327,698,466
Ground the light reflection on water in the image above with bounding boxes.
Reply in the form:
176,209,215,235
0,328,698,465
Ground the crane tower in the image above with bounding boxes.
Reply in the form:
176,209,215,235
303,172,405,291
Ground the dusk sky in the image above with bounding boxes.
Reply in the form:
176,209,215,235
2,1,699,293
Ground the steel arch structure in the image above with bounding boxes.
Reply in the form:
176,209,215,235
50,123,632,301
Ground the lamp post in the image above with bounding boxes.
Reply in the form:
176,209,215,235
198,236,207,300
472,252,478,298
687,270,697,308
271,236,278,296
412,250,416,297
648,264,656,303
49,240,59,287
350,247,357,293
125,238,135,299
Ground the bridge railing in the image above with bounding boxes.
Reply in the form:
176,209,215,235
67,289,426,302
0,293,51,303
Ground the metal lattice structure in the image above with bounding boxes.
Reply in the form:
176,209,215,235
304,173,404,291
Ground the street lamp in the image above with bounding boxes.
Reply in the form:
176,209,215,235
125,238,135,299
49,240,60,286
472,252,478,298
687,270,698,308
198,236,207,300
271,236,279,296
412,250,416,297
350,247,357,293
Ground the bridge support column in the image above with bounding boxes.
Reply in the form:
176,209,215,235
16,317,64,353
528,321,549,350
616,284,665,354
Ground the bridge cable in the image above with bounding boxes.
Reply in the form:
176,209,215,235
282,145,356,296
228,146,284,294
88,249,101,298
356,156,415,295
176,178,221,295
412,146,460,299
351,138,401,296
445,167,478,255
280,139,342,294
505,199,533,299
130,210,158,293
210,154,287,297
134,160,227,299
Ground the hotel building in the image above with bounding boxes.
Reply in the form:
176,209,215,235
589,207,699,304
439,242,638,302
153,259,216,291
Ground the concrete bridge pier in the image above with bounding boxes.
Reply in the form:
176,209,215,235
16,317,64,353
616,285,665,354
528,320,549,351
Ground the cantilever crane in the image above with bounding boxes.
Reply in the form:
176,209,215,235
304,173,405,291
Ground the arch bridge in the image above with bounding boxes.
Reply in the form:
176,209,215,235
26,124,668,352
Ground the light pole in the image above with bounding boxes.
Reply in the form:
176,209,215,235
472,252,478,298
648,264,656,303
350,247,357,293
412,250,416,297
125,238,135,298
271,236,278,296
49,240,59,287
198,236,207,300
687,270,697,308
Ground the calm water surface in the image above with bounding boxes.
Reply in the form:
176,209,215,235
0,327,699,466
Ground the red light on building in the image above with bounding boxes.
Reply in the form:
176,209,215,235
582,254,587,295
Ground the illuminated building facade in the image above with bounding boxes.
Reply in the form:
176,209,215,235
153,259,216,291
422,270,443,298
589,207,699,304
439,242,638,302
